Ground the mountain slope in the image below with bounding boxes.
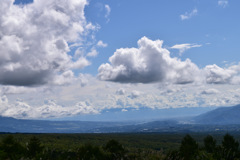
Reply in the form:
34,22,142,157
194,104,240,124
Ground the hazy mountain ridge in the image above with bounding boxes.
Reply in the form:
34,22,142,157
0,117,133,133
194,104,240,124
0,105,240,133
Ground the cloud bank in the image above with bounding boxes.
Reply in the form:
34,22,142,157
1,76,240,119
0,96,99,119
0,0,94,86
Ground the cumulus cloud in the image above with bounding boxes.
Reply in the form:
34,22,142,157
180,8,198,20
70,57,91,69
37,100,99,118
204,64,239,84
129,90,141,99
52,70,75,86
121,109,128,112
98,37,240,86
86,40,107,57
201,88,220,95
160,87,182,95
0,0,95,86
0,96,99,119
98,36,202,84
218,0,228,8
78,73,89,87
231,76,240,85
116,88,126,95
87,48,99,57
0,86,37,95
97,40,108,48
171,43,202,55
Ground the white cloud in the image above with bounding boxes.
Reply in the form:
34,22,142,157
70,57,91,69
0,86,35,95
78,73,89,87
1,1,240,120
121,109,128,112
1,76,240,119
37,100,99,118
160,85,182,96
52,70,75,86
201,88,220,95
204,64,239,84
98,37,240,86
171,43,202,55
97,40,108,48
87,48,99,57
0,96,99,119
105,4,111,22
116,88,126,95
98,36,202,84
129,90,141,99
180,8,198,20
231,76,240,85
0,0,95,86
218,0,228,8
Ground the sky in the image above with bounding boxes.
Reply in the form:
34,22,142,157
0,0,240,120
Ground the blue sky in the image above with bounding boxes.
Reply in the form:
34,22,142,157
0,0,240,120
83,0,240,74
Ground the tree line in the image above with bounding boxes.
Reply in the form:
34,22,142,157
167,133,240,160
0,135,130,160
0,133,240,160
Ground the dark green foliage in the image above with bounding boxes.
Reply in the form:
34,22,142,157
179,134,198,160
77,144,105,160
164,150,183,160
0,135,26,159
195,150,215,160
105,139,127,160
222,133,239,152
27,136,43,158
220,133,240,160
204,135,216,153
0,133,240,159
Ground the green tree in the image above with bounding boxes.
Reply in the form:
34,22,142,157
204,135,216,153
222,133,239,152
179,134,198,160
0,135,26,159
105,139,127,160
221,133,240,160
27,136,43,158
77,144,105,160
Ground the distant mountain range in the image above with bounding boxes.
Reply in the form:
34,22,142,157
0,116,134,133
1,105,240,133
194,104,240,124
